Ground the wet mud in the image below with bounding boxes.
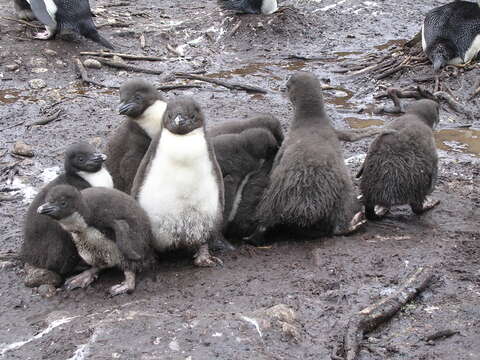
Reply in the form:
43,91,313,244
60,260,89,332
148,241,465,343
0,0,479,359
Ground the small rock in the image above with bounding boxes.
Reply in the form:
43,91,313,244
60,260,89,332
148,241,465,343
169,339,180,351
29,78,47,89
44,49,57,56
37,284,57,298
6,64,19,71
112,55,125,64
0,261,15,270
24,264,62,288
280,321,301,342
31,67,48,73
83,58,102,69
30,57,47,66
12,141,34,157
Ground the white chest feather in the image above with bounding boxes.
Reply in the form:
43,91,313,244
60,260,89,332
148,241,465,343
261,0,278,15
421,23,426,52
78,167,114,188
138,128,219,242
463,34,480,63
136,100,167,138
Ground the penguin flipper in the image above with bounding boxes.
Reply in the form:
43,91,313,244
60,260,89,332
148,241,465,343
28,0,56,27
113,220,142,261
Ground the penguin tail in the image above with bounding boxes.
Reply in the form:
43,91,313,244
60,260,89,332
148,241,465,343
87,30,115,49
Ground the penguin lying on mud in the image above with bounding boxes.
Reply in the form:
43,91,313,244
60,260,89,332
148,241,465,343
246,72,365,245
132,97,226,266
38,185,154,296
422,1,480,71
218,0,278,15
357,99,440,220
14,0,114,48
105,80,167,194
213,128,279,238
21,142,113,286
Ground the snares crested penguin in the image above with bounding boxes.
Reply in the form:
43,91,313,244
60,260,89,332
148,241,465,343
357,99,440,219
37,185,155,296
22,0,114,48
422,1,480,71
132,96,225,266
218,0,278,15
105,79,167,194
245,72,365,245
21,142,113,285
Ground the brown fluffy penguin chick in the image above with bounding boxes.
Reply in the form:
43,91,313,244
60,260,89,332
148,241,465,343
246,72,365,245
132,96,225,267
105,79,167,194
37,185,155,296
209,113,284,144
357,99,440,220
21,142,112,285
213,128,279,237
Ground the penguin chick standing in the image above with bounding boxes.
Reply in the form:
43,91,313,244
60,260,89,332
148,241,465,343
209,114,284,144
21,142,113,282
13,0,35,20
422,1,480,71
24,0,114,48
105,79,167,194
247,72,364,245
38,185,154,296
213,128,279,237
357,99,440,220
218,0,278,14
132,97,224,266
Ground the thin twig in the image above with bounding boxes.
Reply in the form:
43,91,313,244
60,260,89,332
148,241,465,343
175,73,268,94
0,16,43,29
93,57,164,75
157,84,202,91
30,109,63,126
74,58,113,88
80,51,166,61
0,121,25,132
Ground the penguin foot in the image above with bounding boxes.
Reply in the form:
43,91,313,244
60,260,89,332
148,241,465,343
64,268,99,290
194,244,223,267
335,211,366,236
33,28,54,40
411,197,440,214
109,271,135,296
243,226,267,246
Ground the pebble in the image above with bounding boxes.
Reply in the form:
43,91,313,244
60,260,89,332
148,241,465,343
12,141,34,157
29,78,47,89
31,68,48,73
83,58,102,69
44,49,57,56
5,64,19,71
30,57,47,66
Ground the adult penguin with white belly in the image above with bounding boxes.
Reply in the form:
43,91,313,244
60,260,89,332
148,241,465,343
132,97,225,266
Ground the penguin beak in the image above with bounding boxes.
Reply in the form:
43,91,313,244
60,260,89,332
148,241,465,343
118,102,135,115
86,153,107,167
174,115,187,127
37,202,60,216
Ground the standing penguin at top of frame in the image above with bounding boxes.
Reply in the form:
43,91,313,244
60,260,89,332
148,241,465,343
422,0,480,71
13,0,114,48
218,0,278,15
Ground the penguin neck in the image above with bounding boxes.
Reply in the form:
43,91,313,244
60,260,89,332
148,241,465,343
58,210,90,235
261,0,278,14
135,100,167,138
77,167,114,188
293,100,330,128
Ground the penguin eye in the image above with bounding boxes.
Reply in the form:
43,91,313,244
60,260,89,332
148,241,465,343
61,201,67,207
78,157,84,162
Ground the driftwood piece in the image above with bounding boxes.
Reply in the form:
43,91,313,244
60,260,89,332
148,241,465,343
174,73,268,94
74,58,111,88
80,51,166,61
93,57,164,75
335,127,382,142
342,266,434,360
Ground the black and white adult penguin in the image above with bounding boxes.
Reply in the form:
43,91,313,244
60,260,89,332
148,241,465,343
19,0,114,48
246,72,365,245
105,79,167,194
13,0,34,20
422,0,480,71
21,142,113,284
213,128,279,238
37,185,154,296
131,96,225,266
357,99,440,220
218,0,278,15
209,114,284,145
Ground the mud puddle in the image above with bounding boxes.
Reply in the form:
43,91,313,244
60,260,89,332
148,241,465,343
435,128,480,157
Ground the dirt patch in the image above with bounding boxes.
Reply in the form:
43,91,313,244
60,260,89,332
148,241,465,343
0,0,479,359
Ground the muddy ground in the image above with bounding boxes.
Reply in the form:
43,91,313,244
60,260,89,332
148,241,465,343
0,0,479,359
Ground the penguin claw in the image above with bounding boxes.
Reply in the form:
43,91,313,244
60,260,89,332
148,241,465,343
194,254,224,267
64,271,98,290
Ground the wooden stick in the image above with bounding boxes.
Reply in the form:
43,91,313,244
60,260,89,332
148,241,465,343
174,73,268,94
93,57,164,75
74,58,112,88
342,266,434,360
80,51,166,61
157,84,202,91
